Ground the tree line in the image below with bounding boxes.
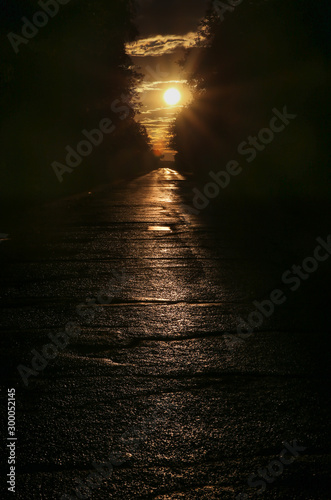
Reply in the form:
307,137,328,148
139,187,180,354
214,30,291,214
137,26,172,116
0,0,155,205
170,0,330,201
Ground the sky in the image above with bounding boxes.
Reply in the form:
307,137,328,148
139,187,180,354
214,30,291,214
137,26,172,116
126,0,209,159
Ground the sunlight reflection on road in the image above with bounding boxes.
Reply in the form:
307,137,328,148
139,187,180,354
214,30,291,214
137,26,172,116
148,226,171,231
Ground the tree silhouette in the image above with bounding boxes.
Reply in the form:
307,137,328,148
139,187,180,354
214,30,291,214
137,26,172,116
170,0,330,200
0,0,152,203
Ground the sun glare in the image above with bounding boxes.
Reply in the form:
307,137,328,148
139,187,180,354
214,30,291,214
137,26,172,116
164,88,181,106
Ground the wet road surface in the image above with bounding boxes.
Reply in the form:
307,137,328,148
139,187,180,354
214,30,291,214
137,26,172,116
0,167,330,499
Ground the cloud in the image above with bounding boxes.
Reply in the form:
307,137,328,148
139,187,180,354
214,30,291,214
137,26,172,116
141,106,184,116
137,79,187,93
126,32,197,57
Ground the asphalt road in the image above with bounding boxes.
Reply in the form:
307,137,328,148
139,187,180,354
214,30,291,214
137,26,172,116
0,167,330,499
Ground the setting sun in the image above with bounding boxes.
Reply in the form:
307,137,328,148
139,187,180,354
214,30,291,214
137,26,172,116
164,88,181,106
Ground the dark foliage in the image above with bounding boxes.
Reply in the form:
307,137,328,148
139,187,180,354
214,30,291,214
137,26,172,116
170,0,330,201
0,0,153,203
